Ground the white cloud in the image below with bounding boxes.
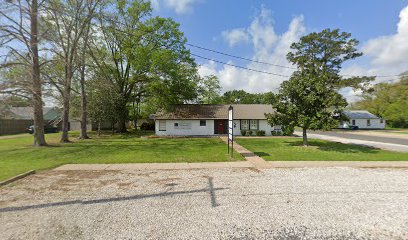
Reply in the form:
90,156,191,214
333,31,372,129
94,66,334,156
342,4,408,101
221,28,249,47
201,5,408,103
362,5,408,74
150,0,160,11
163,0,202,14
200,8,305,94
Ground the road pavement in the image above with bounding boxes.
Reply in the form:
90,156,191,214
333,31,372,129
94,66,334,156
310,130,408,145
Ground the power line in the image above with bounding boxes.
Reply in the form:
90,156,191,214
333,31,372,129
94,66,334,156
84,13,407,79
187,43,296,70
37,6,408,79
191,53,290,78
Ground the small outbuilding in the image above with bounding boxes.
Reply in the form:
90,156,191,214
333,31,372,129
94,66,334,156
339,110,385,129
154,104,280,136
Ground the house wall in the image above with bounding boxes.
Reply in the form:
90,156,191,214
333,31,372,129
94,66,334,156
155,120,215,136
233,120,276,136
339,119,386,129
155,119,277,136
69,120,93,131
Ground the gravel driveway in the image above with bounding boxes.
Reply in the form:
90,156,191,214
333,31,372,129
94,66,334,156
1,167,408,240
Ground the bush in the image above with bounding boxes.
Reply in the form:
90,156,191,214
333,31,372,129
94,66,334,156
241,130,247,136
390,118,408,128
281,125,295,136
247,130,253,136
256,130,265,136
140,121,155,130
271,131,276,136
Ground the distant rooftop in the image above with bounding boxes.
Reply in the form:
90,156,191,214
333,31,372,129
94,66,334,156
344,110,380,119
1,107,61,120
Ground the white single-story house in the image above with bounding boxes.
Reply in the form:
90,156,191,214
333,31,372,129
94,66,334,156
339,110,386,129
154,104,280,136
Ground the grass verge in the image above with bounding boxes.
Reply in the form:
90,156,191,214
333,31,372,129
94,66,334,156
0,131,243,181
236,137,408,161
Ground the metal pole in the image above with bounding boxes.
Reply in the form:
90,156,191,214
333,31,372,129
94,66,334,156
231,110,233,158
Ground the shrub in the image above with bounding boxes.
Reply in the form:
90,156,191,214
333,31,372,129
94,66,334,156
140,121,155,130
271,131,277,136
247,130,253,136
276,131,282,136
281,125,295,136
256,130,265,136
241,130,247,136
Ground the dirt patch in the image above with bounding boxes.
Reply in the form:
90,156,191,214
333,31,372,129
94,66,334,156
153,177,182,186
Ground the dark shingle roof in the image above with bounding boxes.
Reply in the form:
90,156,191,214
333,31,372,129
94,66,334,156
155,104,275,120
344,111,380,119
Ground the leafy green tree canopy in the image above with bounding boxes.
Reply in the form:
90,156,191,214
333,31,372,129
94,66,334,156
352,75,408,128
267,29,371,146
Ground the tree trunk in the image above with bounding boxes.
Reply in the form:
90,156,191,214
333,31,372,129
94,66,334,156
117,119,127,133
60,71,72,143
135,100,140,130
97,121,101,136
132,100,136,129
79,25,90,140
79,59,89,139
30,0,47,146
79,74,89,139
116,102,128,133
302,127,308,147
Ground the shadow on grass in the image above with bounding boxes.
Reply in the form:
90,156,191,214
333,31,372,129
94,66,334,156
253,152,271,157
285,140,381,154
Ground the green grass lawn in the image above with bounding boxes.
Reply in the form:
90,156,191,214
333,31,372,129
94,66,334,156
390,131,408,134
236,137,408,161
0,131,243,181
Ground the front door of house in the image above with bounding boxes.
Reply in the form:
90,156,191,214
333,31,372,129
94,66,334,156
214,120,227,134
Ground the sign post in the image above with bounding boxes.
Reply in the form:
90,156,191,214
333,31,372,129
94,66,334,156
228,106,233,158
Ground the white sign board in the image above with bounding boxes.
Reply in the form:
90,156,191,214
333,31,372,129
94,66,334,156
228,106,233,141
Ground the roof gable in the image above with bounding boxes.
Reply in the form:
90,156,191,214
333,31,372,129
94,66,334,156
344,111,380,119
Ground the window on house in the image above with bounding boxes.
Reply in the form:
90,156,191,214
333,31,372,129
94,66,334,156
241,120,249,130
200,120,206,126
352,119,356,125
159,120,166,131
367,119,371,126
380,119,384,123
250,120,258,130
174,122,179,128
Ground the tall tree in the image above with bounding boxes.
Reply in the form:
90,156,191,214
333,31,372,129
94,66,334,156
267,29,373,146
78,23,92,139
221,90,272,104
90,0,199,132
0,0,47,146
352,75,408,128
197,75,221,104
44,0,100,142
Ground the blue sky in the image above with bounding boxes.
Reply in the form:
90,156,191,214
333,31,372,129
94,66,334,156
152,0,408,101
161,0,406,53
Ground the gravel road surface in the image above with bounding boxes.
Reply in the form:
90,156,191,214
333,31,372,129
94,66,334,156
1,168,408,240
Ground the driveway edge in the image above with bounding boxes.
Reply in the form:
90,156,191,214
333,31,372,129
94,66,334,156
0,170,35,187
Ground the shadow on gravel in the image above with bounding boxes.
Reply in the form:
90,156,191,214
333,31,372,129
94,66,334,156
286,140,380,154
0,178,226,213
